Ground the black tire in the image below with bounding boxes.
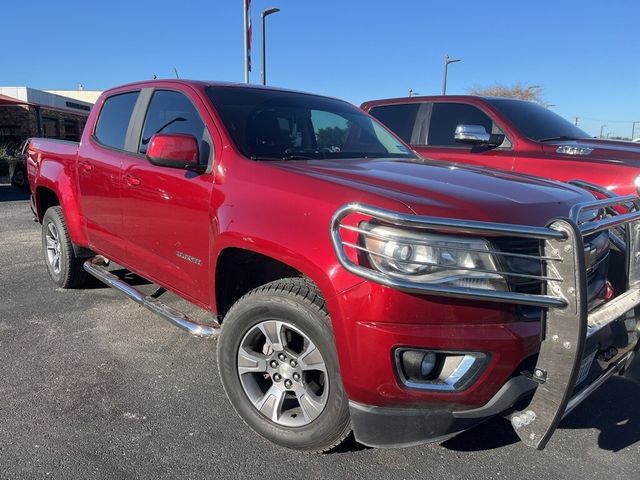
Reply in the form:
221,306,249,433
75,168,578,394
41,206,89,288
217,278,351,452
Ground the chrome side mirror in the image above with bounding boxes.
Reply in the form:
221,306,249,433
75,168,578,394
454,124,491,144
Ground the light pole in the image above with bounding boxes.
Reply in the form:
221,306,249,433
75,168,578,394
261,7,280,85
600,124,608,138
243,0,250,83
442,54,460,95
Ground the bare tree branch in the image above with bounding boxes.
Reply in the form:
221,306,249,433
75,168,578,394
468,82,546,104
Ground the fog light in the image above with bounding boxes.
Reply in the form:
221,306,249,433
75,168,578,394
395,348,489,392
398,350,441,381
420,351,438,377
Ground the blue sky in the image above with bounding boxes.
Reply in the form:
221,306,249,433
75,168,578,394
3,0,639,137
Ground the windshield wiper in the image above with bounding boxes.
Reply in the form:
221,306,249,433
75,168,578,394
538,135,581,142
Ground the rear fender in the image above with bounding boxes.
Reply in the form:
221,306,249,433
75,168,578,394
35,159,88,247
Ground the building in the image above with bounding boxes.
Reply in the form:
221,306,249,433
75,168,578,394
45,90,103,104
0,87,98,148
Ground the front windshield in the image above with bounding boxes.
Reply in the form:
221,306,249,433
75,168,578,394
485,98,590,142
206,86,414,160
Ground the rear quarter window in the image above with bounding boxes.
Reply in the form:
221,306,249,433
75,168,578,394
94,91,140,150
368,103,420,144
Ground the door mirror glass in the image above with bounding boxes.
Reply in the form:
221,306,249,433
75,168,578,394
454,124,504,147
146,133,199,168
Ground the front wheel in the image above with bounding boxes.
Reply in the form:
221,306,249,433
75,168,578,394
217,278,351,452
41,206,89,288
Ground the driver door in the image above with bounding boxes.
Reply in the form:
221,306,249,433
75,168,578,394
121,88,216,304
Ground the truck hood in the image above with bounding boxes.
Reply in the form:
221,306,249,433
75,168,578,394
542,138,640,166
274,158,595,226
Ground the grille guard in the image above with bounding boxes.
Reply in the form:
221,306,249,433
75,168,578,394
330,193,640,449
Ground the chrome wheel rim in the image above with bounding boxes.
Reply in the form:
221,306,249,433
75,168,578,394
237,320,329,427
45,222,62,275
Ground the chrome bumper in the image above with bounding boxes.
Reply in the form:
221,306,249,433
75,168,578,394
331,194,640,449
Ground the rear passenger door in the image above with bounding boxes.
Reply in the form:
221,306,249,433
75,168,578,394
78,90,140,260
120,88,216,304
371,102,516,172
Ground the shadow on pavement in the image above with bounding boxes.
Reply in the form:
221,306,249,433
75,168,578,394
440,356,640,453
559,357,640,452
83,268,153,290
0,184,30,202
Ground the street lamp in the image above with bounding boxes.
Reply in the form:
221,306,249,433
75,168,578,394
600,124,608,138
442,54,461,95
261,7,280,85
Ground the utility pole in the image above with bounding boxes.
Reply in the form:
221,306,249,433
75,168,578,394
600,124,607,138
243,0,251,83
574,117,579,126
442,54,461,95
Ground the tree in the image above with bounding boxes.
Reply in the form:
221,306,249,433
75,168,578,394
468,82,546,104
316,126,348,149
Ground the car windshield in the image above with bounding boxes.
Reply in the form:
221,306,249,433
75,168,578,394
206,86,415,160
484,98,590,142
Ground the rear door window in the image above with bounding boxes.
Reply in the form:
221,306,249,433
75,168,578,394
368,103,420,144
94,91,140,150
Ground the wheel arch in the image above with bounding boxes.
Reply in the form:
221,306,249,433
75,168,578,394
214,246,316,320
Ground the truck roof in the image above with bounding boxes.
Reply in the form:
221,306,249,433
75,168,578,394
360,95,529,110
102,79,345,103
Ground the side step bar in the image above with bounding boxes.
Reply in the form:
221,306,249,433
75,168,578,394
83,259,219,338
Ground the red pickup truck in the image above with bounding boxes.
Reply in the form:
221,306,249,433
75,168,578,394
27,80,640,452
361,95,640,196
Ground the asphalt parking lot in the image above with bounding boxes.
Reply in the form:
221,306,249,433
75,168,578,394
1,184,639,480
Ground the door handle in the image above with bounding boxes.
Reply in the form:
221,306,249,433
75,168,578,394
79,161,93,173
124,174,141,187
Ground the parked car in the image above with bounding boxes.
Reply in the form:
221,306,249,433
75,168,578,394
10,139,30,191
361,95,640,196
27,80,640,452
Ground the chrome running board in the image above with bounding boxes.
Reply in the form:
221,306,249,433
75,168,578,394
83,259,219,338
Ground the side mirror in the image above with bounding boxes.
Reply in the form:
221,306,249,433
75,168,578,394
146,133,199,169
454,124,504,147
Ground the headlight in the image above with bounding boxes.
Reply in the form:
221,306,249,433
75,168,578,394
361,222,508,291
634,175,640,194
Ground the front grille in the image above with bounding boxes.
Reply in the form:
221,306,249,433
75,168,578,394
492,237,544,296
494,232,611,315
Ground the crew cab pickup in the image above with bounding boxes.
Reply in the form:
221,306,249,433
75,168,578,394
361,95,640,196
27,80,640,452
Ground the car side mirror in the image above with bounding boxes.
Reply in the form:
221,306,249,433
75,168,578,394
454,124,504,147
146,133,200,170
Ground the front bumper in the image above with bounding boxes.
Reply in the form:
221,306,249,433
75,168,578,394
350,375,538,448
349,313,637,449
331,193,640,449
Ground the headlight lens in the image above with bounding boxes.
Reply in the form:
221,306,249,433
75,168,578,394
634,175,640,194
361,222,508,291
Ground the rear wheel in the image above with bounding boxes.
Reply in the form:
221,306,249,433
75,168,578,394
42,206,89,288
217,278,351,452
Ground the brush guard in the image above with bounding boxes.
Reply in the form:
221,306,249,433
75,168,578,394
331,192,640,449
